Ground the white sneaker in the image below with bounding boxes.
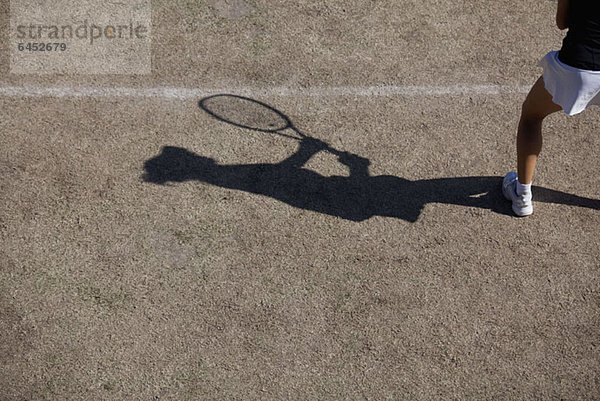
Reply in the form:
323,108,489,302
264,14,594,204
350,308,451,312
502,172,533,217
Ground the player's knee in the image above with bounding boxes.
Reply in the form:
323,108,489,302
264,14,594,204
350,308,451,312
520,99,545,124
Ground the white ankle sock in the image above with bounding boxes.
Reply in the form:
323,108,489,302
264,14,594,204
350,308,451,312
516,179,531,196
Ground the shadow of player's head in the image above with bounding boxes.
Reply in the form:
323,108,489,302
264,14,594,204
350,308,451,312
142,146,217,184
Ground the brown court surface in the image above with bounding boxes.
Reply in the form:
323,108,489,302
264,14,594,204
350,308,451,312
1,0,599,399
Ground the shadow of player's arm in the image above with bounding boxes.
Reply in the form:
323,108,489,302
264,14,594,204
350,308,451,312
278,137,330,168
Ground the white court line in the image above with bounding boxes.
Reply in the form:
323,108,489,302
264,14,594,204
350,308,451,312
0,84,531,99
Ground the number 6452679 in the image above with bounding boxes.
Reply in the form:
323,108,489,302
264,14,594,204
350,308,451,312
17,43,67,51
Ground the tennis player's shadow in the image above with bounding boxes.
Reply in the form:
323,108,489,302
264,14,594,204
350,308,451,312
142,141,600,222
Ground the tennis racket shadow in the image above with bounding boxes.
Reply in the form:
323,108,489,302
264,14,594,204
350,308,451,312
142,95,600,222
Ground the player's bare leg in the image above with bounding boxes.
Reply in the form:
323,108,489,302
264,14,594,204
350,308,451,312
504,76,562,216
517,76,562,185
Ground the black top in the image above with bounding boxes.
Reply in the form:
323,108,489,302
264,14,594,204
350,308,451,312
558,1,600,70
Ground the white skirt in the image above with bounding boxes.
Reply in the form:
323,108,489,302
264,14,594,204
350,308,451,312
538,51,600,115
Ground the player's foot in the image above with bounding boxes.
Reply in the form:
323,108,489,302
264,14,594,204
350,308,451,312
502,172,533,217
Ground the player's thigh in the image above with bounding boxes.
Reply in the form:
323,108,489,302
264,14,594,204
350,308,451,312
521,76,562,121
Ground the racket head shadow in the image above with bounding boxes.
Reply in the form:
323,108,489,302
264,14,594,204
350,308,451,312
199,94,296,135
